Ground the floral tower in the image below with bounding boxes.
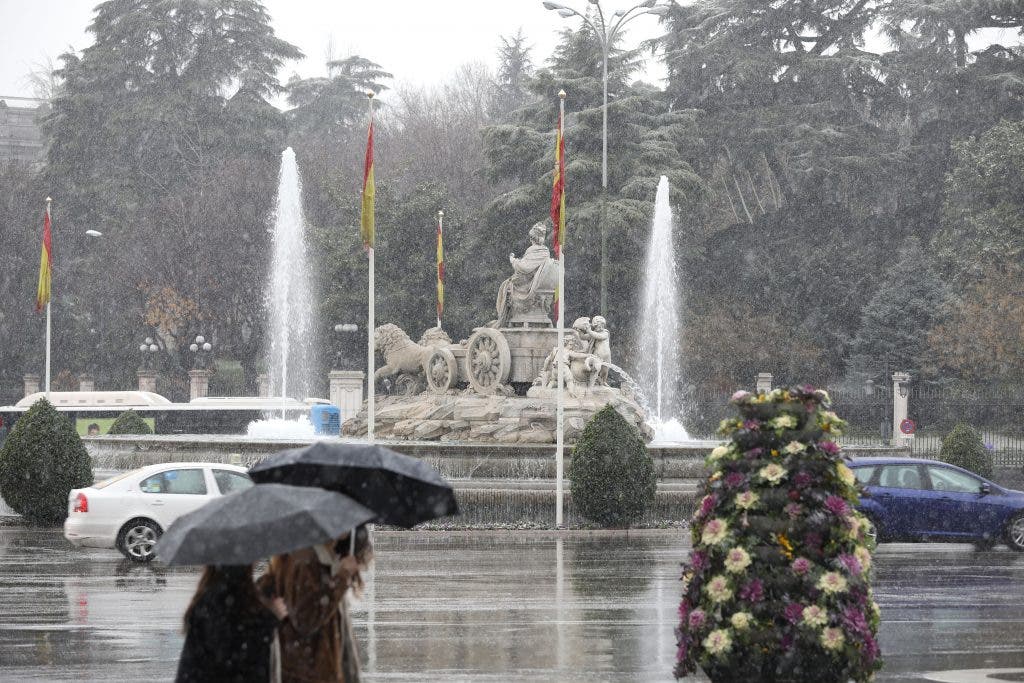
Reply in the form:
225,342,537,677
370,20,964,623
674,387,882,682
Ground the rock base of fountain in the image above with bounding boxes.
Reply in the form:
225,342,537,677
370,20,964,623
341,388,652,444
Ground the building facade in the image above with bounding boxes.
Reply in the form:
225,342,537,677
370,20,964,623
0,96,47,164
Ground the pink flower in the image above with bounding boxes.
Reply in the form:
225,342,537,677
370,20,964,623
825,495,849,516
699,494,718,516
784,502,803,519
742,419,761,430
724,471,745,488
839,553,863,576
794,471,813,488
818,440,840,455
731,390,751,402
689,608,706,629
791,557,811,575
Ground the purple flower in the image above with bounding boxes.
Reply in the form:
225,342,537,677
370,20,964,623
739,578,764,603
745,447,764,459
688,608,706,629
724,471,745,488
690,551,708,573
699,494,717,516
794,471,813,488
678,599,690,620
841,606,869,635
818,440,840,455
791,557,811,575
804,532,823,551
676,640,688,662
839,553,862,576
863,634,880,663
742,419,761,430
784,502,804,519
783,603,804,624
825,495,849,516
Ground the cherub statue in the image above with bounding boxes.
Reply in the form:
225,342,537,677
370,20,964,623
586,316,611,385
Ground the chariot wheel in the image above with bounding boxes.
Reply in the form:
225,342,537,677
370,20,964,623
464,328,511,394
425,347,458,393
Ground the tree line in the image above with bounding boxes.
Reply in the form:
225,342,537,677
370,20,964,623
0,0,1021,428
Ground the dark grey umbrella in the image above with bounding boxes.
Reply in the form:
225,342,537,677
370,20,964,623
248,442,459,528
155,483,376,565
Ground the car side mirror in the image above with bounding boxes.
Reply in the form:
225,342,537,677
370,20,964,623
979,483,991,495
860,488,871,498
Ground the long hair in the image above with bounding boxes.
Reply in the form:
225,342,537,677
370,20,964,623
183,564,261,632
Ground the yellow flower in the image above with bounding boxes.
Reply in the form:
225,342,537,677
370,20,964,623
777,533,794,559
705,575,733,603
836,463,856,487
821,627,845,651
724,546,751,573
817,571,848,594
730,612,752,630
772,414,797,429
703,629,733,656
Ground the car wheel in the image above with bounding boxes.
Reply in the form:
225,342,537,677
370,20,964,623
1005,513,1024,552
117,519,162,563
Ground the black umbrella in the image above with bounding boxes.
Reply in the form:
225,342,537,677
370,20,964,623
155,483,376,565
248,442,459,528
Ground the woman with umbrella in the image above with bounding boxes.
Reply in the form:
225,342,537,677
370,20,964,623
175,564,288,683
259,525,373,683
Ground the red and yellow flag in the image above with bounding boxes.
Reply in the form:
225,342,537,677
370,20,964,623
550,108,566,320
360,119,375,249
35,203,52,311
436,211,444,323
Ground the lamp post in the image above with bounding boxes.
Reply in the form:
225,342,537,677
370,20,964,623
189,335,213,370
542,0,671,315
138,337,159,371
188,335,213,401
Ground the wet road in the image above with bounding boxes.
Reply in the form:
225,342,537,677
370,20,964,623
1,523,1023,682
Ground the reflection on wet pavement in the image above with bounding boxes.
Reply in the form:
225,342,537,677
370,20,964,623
1,524,1023,682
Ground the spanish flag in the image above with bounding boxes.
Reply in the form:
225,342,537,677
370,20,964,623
436,211,444,323
550,107,566,319
35,202,52,312
360,118,375,249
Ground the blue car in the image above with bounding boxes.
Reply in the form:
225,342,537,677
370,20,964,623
848,457,1024,551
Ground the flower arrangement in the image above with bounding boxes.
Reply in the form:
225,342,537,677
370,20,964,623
674,386,882,682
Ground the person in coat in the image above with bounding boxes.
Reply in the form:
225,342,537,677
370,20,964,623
260,526,374,683
176,564,289,683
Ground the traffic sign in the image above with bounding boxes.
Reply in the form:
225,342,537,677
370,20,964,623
899,418,916,435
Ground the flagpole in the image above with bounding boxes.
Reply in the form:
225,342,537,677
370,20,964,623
44,197,52,398
366,92,376,445
436,209,443,330
555,91,566,528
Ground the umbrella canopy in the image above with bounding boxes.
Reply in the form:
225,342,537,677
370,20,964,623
156,483,376,565
248,442,459,528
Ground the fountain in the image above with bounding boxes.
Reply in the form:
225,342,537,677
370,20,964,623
248,148,319,437
637,175,689,442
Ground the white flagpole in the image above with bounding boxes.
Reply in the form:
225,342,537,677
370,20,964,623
45,196,52,398
437,209,443,330
366,92,376,445
555,91,566,528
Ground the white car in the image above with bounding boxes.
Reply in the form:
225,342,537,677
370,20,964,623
63,463,253,563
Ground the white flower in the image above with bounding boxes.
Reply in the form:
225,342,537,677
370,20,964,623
821,627,845,651
836,463,856,487
817,571,848,594
724,547,751,573
801,605,828,628
730,612,752,631
735,490,759,510
705,575,733,603
854,545,873,572
701,518,729,545
703,628,733,656
772,414,797,429
758,463,786,485
709,445,731,461
783,440,806,455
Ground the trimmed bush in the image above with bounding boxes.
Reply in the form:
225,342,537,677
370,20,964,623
675,387,882,682
107,409,153,435
938,423,992,479
569,405,656,527
0,398,93,524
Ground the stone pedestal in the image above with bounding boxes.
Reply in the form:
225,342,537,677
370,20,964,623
137,370,158,393
330,370,365,422
23,374,40,398
257,373,271,398
891,372,912,446
188,369,211,401
755,372,773,393
78,374,95,392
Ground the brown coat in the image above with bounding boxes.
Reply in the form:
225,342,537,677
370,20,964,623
258,548,361,683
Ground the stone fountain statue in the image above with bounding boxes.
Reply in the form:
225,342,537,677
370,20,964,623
342,219,651,444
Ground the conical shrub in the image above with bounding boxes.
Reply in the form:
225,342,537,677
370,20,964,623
674,387,882,682
107,409,153,435
569,405,656,527
0,398,94,524
938,423,992,479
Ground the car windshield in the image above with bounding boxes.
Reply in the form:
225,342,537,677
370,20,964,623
93,468,143,489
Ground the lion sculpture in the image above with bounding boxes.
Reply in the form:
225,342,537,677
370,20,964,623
373,324,434,388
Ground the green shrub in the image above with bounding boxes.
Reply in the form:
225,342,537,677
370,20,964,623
568,405,656,527
938,423,992,478
0,398,93,524
107,409,153,435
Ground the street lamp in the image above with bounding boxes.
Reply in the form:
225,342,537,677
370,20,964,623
189,335,213,370
138,337,158,371
542,0,672,315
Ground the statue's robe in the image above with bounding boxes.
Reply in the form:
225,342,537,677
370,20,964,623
497,244,551,321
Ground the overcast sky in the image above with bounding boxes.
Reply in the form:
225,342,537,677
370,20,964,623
0,0,669,102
